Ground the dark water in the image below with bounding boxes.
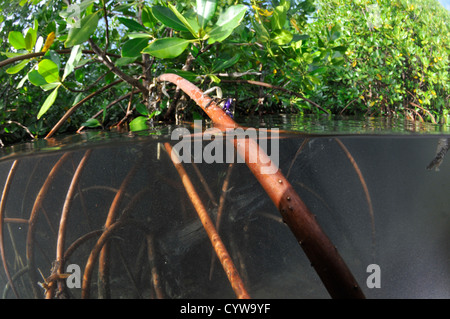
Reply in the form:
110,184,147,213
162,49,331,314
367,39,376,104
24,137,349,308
0,115,448,299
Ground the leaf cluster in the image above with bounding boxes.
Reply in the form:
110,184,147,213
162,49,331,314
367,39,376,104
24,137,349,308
0,0,449,145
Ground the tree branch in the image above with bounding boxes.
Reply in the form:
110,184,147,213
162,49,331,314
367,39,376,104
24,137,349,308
88,39,148,96
45,79,123,139
76,89,141,133
0,49,138,69
221,79,330,114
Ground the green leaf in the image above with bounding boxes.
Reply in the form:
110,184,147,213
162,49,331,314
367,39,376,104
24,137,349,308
122,38,149,57
212,54,240,73
81,118,101,128
1,52,25,58
333,45,347,53
209,74,220,83
37,86,59,119
38,59,60,83
115,56,137,67
207,5,247,44
63,45,82,81
8,31,27,50
196,0,217,29
136,103,149,116
17,74,28,89
64,12,99,47
129,116,149,131
271,5,287,30
118,17,148,32
149,110,162,118
151,6,189,32
167,3,199,37
6,59,30,74
25,27,37,52
252,19,270,43
307,75,321,85
127,32,153,39
272,29,293,45
166,69,199,82
28,69,48,86
40,82,60,91
142,38,191,59
309,67,328,75
141,6,156,29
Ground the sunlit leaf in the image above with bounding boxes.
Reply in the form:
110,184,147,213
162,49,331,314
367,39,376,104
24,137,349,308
17,74,29,89
40,82,60,91
8,31,27,50
196,0,217,29
63,45,82,81
127,32,153,39
167,3,199,37
142,38,191,59
207,5,247,44
81,118,101,128
272,29,293,45
271,5,287,30
6,59,30,74
64,12,99,47
60,0,96,18
38,59,60,83
129,116,149,131
37,86,59,119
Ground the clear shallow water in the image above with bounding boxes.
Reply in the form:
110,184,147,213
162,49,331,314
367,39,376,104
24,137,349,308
1,115,449,161
0,115,448,299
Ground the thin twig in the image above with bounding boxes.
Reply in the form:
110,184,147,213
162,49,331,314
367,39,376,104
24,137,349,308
0,49,135,69
81,219,148,299
76,89,141,133
209,163,234,280
334,138,376,260
65,71,112,93
26,152,73,298
88,39,148,95
221,79,330,114
45,79,123,139
0,160,20,298
286,138,309,179
146,234,164,299
190,159,218,207
49,150,92,298
98,160,140,299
